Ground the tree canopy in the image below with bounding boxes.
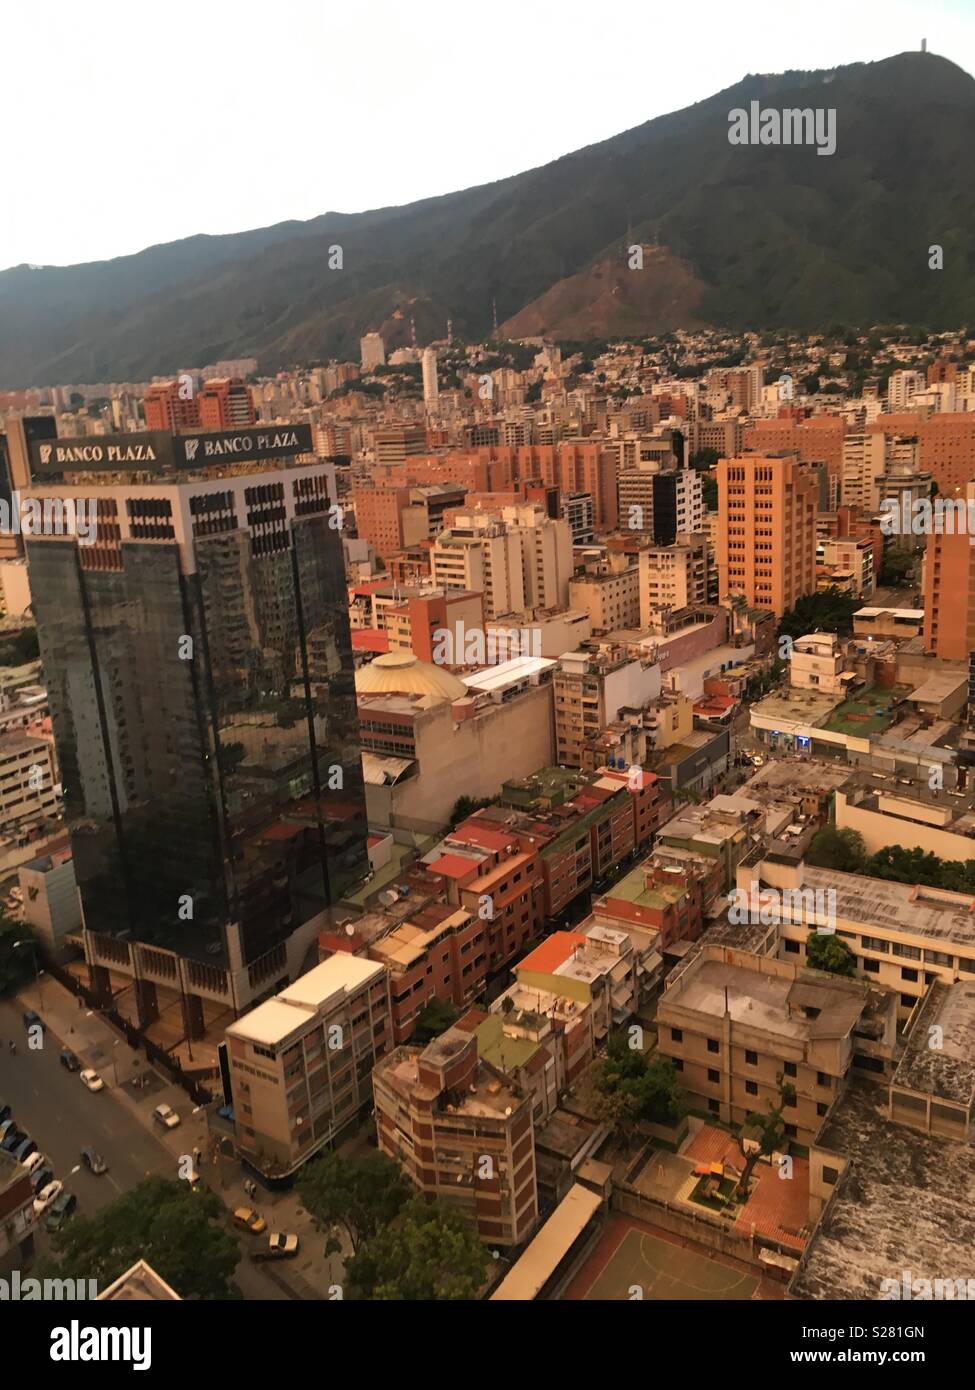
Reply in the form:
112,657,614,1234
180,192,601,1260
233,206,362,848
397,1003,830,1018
298,1151,411,1256
805,825,866,873
806,930,857,977
589,1030,684,1145
345,1196,490,1300
44,1177,239,1299
777,589,859,641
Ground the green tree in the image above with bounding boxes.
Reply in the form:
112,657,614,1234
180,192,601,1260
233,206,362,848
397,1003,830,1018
735,1074,795,1199
0,915,38,996
412,997,459,1043
806,826,866,874
877,546,914,587
864,844,975,894
590,1030,684,1144
345,1196,489,1300
778,589,859,641
298,1152,410,1257
806,930,857,977
689,448,719,469
44,1177,238,1299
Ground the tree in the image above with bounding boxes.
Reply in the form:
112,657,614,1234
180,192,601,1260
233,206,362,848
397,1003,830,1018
778,588,859,641
44,1177,238,1299
689,448,719,470
806,930,857,977
345,1196,489,1300
298,1151,410,1257
0,915,37,996
805,826,866,873
412,997,459,1042
877,546,914,588
589,1030,684,1145
449,795,498,827
864,844,975,894
735,1074,795,1199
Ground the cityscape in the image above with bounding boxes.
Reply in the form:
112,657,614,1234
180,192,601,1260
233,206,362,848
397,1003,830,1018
0,1,973,1360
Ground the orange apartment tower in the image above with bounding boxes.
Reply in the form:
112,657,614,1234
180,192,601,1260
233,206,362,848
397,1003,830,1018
716,452,818,618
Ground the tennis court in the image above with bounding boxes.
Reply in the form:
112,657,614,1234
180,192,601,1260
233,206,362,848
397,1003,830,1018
570,1217,761,1300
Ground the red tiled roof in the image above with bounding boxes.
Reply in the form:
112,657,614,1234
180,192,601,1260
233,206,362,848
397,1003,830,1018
428,853,480,880
352,629,390,653
517,931,587,975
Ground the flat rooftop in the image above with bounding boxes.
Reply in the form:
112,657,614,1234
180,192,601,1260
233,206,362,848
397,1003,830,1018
892,981,975,1105
227,955,384,1046
665,956,865,1041
791,1081,975,1300
797,863,975,949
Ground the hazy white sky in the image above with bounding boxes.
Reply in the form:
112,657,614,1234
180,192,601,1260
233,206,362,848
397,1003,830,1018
4,0,973,270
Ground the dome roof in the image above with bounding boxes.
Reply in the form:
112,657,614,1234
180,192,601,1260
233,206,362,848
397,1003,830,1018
355,651,467,703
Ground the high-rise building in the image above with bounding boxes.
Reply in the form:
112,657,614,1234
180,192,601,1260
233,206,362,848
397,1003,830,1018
923,481,975,660
144,378,255,433
638,534,709,625
716,453,818,618
360,332,386,371
143,380,202,432
23,426,367,1030
422,347,439,412
0,416,58,559
432,504,572,618
198,378,256,429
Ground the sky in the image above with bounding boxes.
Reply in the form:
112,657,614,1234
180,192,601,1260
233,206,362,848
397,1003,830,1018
4,0,974,271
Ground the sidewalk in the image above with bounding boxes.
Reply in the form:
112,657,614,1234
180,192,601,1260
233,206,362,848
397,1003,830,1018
18,973,351,1300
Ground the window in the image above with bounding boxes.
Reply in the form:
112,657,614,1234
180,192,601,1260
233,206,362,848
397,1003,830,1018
783,1062,797,1077
783,939,800,954
745,1080,758,1096
901,967,918,982
784,1123,797,1138
817,1102,828,1117
863,958,880,973
900,993,916,1008
672,1058,683,1072
671,1028,682,1043
816,1072,829,1088
708,1098,719,1114
822,1166,838,1185
745,1049,758,1066
707,1068,719,1084
706,1038,719,1054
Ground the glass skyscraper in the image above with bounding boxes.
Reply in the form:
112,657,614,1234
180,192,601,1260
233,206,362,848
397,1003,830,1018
25,431,367,1027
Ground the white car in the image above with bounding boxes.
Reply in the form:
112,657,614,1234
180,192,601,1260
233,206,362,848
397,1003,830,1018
152,1103,180,1130
22,1151,47,1177
79,1069,105,1092
267,1232,299,1258
33,1179,63,1216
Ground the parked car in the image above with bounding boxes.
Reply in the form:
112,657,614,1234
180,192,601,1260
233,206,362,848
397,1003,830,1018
59,1049,81,1072
1,1127,27,1153
0,1119,16,1144
152,1103,180,1130
11,1137,37,1164
267,1232,299,1258
44,1192,77,1233
80,1147,107,1175
233,1207,267,1235
22,1009,43,1031
21,1150,47,1177
0,1102,11,1124
33,1180,63,1217
79,1069,105,1093
30,1165,55,1193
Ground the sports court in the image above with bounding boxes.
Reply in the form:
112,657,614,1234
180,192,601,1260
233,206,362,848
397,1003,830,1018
567,1215,764,1300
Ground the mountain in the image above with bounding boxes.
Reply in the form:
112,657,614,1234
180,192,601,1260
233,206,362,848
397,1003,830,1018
2,50,974,388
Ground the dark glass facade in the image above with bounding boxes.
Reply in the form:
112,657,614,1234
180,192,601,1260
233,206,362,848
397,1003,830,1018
26,484,367,971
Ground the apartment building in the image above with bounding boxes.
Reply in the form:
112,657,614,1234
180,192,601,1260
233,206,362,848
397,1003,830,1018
568,550,641,634
657,942,897,1146
432,504,572,618
818,536,875,597
225,955,392,1178
143,377,255,432
789,632,849,695
592,857,705,954
743,417,846,496
0,734,58,832
513,924,639,1041
554,648,661,769
383,588,485,666
360,333,386,370
373,1027,539,1245
717,453,818,619
368,906,488,1044
922,486,975,660
638,535,709,626
739,852,975,1020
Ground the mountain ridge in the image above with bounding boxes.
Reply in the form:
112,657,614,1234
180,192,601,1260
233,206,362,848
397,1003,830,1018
2,50,973,388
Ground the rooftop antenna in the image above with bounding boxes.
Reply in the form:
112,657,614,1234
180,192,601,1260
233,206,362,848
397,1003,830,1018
921,37,927,52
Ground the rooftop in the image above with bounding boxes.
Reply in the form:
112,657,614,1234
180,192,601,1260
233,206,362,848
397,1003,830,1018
791,1081,975,1300
664,954,867,1041
892,981,975,1106
226,955,384,1047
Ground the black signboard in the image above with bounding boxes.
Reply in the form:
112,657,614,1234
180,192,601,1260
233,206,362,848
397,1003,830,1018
30,424,313,477
171,424,313,467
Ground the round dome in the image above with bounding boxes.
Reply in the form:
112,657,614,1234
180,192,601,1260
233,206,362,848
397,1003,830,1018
355,651,467,702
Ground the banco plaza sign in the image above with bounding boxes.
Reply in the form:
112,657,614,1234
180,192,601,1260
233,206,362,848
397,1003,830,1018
30,425,313,476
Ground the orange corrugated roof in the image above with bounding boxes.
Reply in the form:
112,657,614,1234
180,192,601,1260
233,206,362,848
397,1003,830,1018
517,931,587,975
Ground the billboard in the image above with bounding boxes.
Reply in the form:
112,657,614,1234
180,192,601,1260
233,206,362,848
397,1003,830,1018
30,424,313,477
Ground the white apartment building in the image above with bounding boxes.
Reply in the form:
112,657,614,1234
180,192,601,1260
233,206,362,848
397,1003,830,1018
0,734,59,832
432,505,572,618
638,534,708,626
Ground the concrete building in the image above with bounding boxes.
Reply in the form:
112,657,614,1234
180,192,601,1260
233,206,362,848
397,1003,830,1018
638,535,709,626
17,841,82,961
0,734,58,833
422,348,439,412
717,454,818,618
818,536,875,597
656,942,897,1145
225,954,391,1178
360,333,386,371
569,550,641,634
554,648,661,769
357,652,555,832
789,633,850,696
373,1027,539,1246
513,924,639,1042
922,483,975,660
432,504,572,618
